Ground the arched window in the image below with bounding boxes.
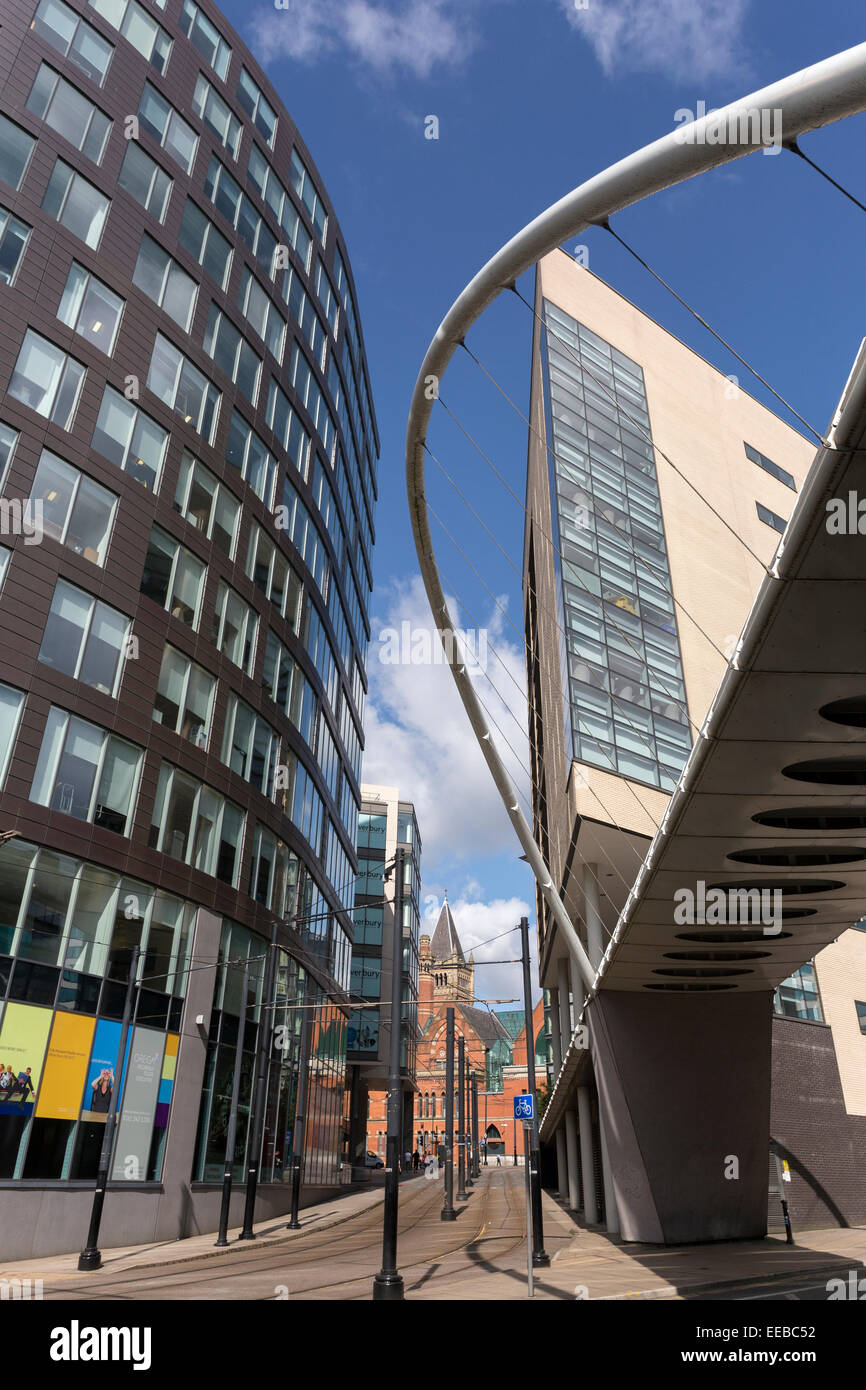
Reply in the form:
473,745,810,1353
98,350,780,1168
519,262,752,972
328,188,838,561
417,1092,422,1118
441,1091,446,1115
431,1093,436,1119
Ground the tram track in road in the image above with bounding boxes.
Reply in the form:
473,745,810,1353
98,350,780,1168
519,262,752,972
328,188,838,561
40,1170,532,1302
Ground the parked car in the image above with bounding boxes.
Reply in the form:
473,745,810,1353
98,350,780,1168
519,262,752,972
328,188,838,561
364,1151,384,1169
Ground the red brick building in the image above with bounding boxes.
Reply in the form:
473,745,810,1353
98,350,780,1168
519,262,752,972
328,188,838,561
366,899,550,1161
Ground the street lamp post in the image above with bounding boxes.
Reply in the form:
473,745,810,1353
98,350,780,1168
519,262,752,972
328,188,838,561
471,1072,480,1178
465,1051,474,1189
240,926,278,1239
456,1034,468,1201
520,915,549,1267
441,1007,456,1220
287,971,313,1230
78,946,140,1271
373,846,406,1300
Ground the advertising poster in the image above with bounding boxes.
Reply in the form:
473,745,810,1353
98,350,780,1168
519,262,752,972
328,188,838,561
35,1013,96,1120
0,1003,53,1117
81,1018,131,1123
154,1033,178,1130
111,1027,166,1182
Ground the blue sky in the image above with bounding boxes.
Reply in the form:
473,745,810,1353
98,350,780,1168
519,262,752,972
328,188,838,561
216,0,866,1000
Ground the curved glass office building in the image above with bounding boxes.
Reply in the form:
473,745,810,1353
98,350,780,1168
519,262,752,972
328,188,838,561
0,0,377,1257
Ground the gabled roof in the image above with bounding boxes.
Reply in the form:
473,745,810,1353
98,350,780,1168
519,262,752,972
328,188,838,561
456,1004,510,1048
430,897,465,962
493,1010,526,1041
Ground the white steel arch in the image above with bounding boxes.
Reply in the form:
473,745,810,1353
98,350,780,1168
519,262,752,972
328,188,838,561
405,43,866,994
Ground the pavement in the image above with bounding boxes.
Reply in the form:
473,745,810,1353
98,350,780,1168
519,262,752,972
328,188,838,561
2,1170,865,1300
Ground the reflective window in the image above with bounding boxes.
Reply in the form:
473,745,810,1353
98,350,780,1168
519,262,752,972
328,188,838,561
178,197,231,289
774,962,823,1022
193,74,241,158
278,479,329,597
41,157,109,247
117,140,171,221
153,643,214,748
8,329,85,428
140,524,206,628
0,204,29,290
0,115,36,191
238,266,285,359
289,149,326,240
39,578,130,695
31,0,114,84
138,82,197,173
179,0,231,80
262,629,316,742
203,304,261,404
290,344,335,458
30,449,116,564
147,333,220,443
0,423,18,491
282,268,325,369
222,693,279,796
266,381,311,479
173,449,239,558
247,144,311,272
31,705,142,834
0,682,25,785
92,385,168,490
88,0,171,73
225,408,276,505
26,64,111,164
133,231,197,330
237,69,276,147
211,580,257,674
745,443,795,490
248,825,292,915
314,259,338,336
756,501,787,534
204,155,275,274
148,761,244,885
246,522,303,626
58,262,124,354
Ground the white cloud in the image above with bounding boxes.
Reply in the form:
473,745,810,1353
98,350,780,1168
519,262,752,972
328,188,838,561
248,0,481,79
361,574,530,868
422,893,540,1006
558,0,750,81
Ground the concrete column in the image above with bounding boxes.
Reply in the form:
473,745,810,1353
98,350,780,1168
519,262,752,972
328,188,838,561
598,1105,620,1235
563,1108,580,1210
555,1127,568,1199
577,1085,598,1225
583,862,604,971
557,959,573,1047
549,987,563,1073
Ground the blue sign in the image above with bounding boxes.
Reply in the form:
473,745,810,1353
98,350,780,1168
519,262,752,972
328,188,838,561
513,1094,534,1120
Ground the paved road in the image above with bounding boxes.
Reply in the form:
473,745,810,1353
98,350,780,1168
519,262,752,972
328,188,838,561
38,1169,569,1302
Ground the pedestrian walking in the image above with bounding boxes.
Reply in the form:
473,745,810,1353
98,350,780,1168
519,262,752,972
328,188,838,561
496,1152,501,1167
412,1149,420,1172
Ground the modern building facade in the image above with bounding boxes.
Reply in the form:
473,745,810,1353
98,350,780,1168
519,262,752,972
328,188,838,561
526,252,866,1238
346,785,420,1168
0,0,377,1258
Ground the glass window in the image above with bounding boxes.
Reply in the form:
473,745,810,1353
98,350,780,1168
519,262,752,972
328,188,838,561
30,449,116,563
358,811,386,851
41,157,109,247
246,144,312,272
57,261,124,354
221,693,278,796
262,629,316,739
38,578,130,695
248,825,294,915
88,0,171,72
745,442,796,490
266,382,311,480
237,69,276,147
133,231,197,330
138,82,197,173
173,449,239,557
8,329,85,428
774,962,823,1022
0,423,18,491
0,204,31,285
30,706,141,834
246,523,303,626
153,643,214,747
856,1001,866,1035
32,0,114,84
140,524,206,628
193,75,241,158
211,579,257,674
756,501,787,534
225,408,276,504
0,114,36,191
117,140,171,221
203,304,261,405
0,682,25,785
289,149,326,240
91,385,168,490
238,266,285,359
146,333,220,443
178,198,231,289
149,761,243,885
179,0,231,79
26,63,111,164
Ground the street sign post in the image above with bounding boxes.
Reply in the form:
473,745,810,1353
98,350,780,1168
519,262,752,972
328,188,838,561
514,1093,535,1122
523,1121,534,1298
